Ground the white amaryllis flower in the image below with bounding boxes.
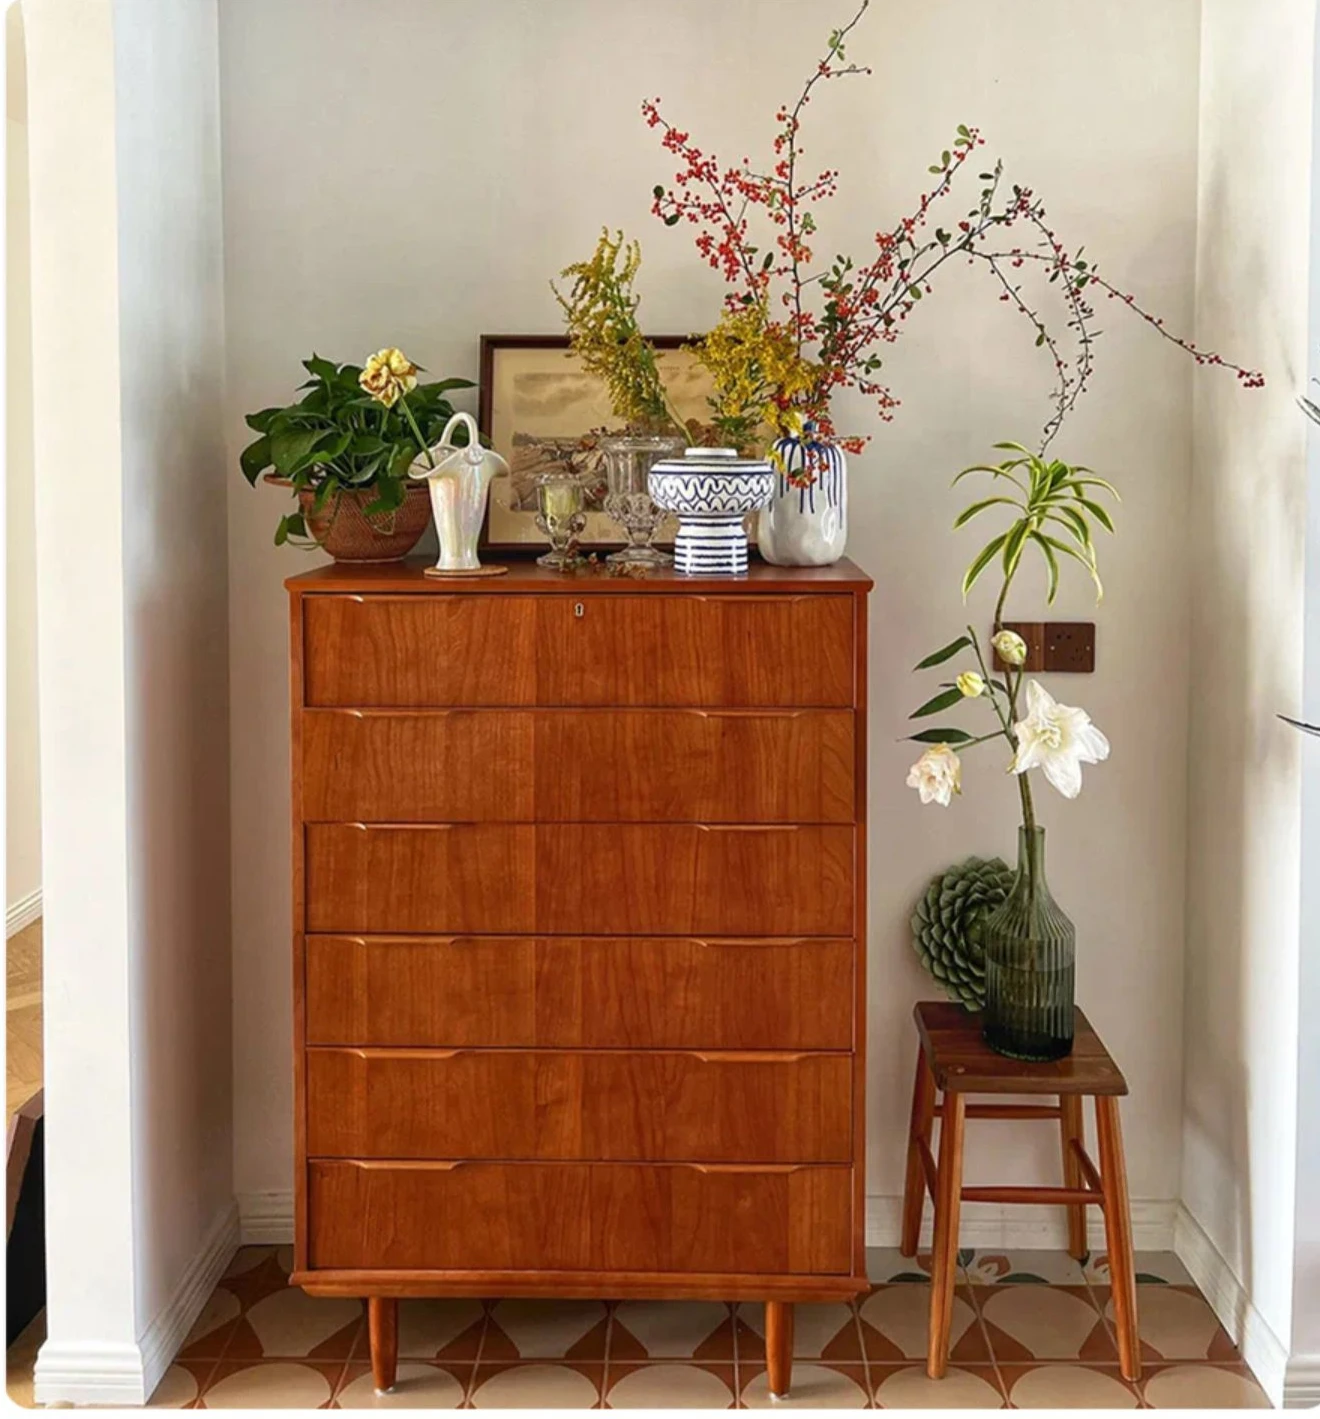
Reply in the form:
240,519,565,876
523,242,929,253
992,629,1028,667
907,744,962,806
956,670,986,698
1012,681,1110,799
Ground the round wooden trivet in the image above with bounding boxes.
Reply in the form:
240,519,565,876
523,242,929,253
423,564,509,579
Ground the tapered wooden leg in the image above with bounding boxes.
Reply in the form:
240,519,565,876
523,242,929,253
1096,1097,1141,1382
766,1301,794,1399
369,1297,399,1393
926,1091,966,1379
1060,1095,1088,1261
901,1051,937,1257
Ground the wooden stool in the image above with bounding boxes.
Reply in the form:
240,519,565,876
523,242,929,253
900,1001,1140,1382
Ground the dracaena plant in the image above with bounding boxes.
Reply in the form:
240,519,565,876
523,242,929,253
240,352,474,548
904,442,1118,833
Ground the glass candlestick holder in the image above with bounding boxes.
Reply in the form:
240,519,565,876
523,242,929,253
535,473,587,570
602,433,685,566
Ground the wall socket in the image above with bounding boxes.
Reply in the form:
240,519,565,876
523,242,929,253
993,621,1095,673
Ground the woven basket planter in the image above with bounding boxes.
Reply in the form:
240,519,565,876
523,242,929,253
267,475,432,563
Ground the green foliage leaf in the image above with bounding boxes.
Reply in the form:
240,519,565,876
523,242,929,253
908,727,975,744
914,635,972,670
239,435,271,485
910,687,966,719
962,532,1009,599
244,407,281,434
953,495,1021,529
1030,530,1061,602
270,426,328,476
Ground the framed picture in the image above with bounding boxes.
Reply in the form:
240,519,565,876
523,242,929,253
477,334,716,550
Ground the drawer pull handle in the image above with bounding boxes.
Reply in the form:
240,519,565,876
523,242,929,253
692,1052,810,1064
690,595,810,605
696,824,801,833
685,1163,809,1175
689,710,806,721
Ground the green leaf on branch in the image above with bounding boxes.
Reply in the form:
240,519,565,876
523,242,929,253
908,727,976,744
961,532,1009,599
914,634,972,670
239,435,271,485
910,687,966,719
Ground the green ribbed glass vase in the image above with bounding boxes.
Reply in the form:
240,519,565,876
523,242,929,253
981,827,1075,1060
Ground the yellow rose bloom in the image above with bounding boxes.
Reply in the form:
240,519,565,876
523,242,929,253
360,347,419,407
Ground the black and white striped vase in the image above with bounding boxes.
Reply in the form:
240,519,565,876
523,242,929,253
648,448,775,576
758,427,848,567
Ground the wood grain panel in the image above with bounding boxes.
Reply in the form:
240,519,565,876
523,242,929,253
304,935,854,1050
304,596,538,707
300,709,854,823
304,824,536,935
304,824,853,936
306,1048,851,1163
308,1160,853,1275
534,595,853,707
301,594,853,707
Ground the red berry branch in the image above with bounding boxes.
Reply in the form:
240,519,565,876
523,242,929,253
643,2,1264,458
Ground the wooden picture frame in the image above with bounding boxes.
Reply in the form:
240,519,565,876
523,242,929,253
477,334,712,551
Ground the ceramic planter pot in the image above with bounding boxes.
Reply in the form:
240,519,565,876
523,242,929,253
648,447,774,576
266,474,433,563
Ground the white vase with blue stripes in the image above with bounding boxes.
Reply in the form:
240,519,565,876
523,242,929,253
648,448,774,576
758,425,848,567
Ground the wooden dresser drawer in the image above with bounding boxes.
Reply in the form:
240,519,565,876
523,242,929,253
305,935,855,1050
302,594,855,707
308,1160,853,1275
304,824,854,936
306,1047,852,1163
301,709,856,823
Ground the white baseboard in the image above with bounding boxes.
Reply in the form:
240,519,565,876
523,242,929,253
6,887,41,938
35,1200,239,1407
238,1188,294,1244
1283,1355,1320,1409
1173,1202,1290,1406
866,1193,1176,1251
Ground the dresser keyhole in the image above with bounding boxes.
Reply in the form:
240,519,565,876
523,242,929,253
574,603,585,619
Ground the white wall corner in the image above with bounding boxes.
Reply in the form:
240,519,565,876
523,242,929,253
1283,1354,1320,1409
1173,1203,1291,1405
237,1189,294,1245
34,1200,238,1407
866,1194,1176,1252
5,888,42,938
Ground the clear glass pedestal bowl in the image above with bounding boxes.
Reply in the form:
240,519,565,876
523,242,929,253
601,433,686,566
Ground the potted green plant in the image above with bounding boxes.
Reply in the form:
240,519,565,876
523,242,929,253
240,349,474,562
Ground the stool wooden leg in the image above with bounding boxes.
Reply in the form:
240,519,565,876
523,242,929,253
1059,1095,1088,1261
1096,1097,1141,1382
766,1301,794,1399
369,1296,398,1393
901,1049,936,1257
926,1091,966,1380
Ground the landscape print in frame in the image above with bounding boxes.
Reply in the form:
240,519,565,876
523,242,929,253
478,334,717,550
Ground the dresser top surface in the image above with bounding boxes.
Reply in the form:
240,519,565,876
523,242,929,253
286,555,874,595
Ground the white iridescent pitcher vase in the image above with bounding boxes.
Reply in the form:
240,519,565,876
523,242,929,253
408,412,508,573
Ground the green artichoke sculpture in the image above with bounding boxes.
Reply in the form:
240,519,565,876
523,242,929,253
912,856,1015,1010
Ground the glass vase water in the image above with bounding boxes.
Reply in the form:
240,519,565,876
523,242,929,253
980,826,1076,1060
601,433,685,566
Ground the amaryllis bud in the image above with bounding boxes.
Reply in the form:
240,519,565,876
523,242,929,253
992,629,1028,667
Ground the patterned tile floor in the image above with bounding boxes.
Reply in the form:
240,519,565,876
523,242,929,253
6,1246,1273,1408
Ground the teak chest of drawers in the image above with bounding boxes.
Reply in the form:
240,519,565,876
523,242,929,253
286,557,873,1398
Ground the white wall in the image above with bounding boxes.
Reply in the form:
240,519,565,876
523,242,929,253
1182,0,1315,1400
112,0,234,1352
6,3,42,928
220,0,1204,1233
1290,5,1320,1403
27,0,234,1403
